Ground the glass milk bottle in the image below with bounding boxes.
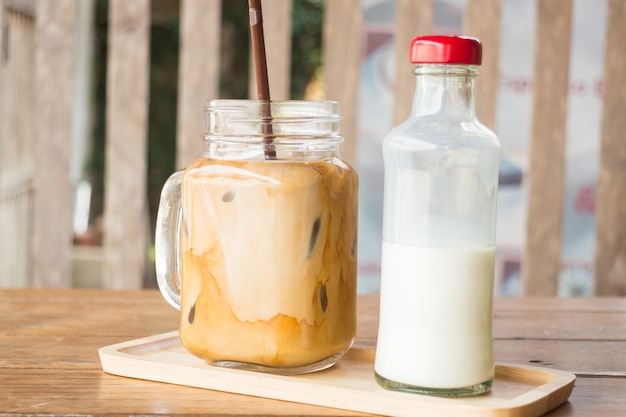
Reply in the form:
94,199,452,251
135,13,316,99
374,36,501,397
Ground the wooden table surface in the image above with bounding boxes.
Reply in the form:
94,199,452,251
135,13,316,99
1,289,626,416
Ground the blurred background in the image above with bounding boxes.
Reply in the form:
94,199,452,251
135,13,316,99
0,0,608,296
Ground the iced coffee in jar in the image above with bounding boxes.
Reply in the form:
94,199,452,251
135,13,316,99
156,100,358,374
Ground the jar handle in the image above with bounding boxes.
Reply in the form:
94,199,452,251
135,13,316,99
155,170,184,310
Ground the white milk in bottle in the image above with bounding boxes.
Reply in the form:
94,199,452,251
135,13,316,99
376,241,495,389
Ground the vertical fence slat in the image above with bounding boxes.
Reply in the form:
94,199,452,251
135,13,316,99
0,1,4,286
393,0,433,125
248,0,292,101
323,0,361,166
22,10,35,286
103,0,150,289
523,0,573,296
0,0,4,106
463,0,502,130
3,6,39,288
32,0,76,287
11,9,35,287
594,0,626,296
176,0,222,169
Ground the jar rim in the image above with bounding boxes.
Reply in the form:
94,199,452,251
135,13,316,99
205,99,342,142
205,99,340,113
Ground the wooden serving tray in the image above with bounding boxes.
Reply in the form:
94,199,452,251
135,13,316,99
99,331,575,417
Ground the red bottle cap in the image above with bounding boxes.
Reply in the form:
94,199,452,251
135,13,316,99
410,35,482,65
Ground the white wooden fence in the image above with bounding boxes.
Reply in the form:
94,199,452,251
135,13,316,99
0,1,34,287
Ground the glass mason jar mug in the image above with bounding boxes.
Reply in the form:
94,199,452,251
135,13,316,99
155,100,359,374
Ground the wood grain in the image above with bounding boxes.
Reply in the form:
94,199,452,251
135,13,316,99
594,0,626,296
32,0,77,287
392,0,433,125
175,0,222,169
523,0,573,296
493,295,626,313
102,0,151,289
463,0,502,130
2,289,626,416
494,311,626,341
494,339,626,377
323,0,361,166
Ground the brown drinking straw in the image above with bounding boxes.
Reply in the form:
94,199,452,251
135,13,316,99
248,0,277,160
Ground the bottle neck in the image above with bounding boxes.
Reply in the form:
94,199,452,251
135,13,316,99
410,64,478,120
